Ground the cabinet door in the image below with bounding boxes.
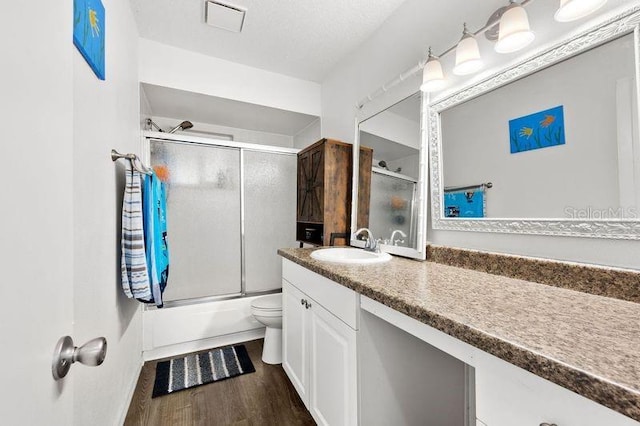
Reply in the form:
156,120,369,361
297,145,324,223
297,149,311,221
308,300,358,426
309,145,325,223
282,280,309,406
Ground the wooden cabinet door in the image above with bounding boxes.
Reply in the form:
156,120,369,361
297,143,325,223
282,280,310,407
297,150,311,221
308,145,324,223
308,299,358,426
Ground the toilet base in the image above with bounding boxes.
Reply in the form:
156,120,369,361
262,327,282,364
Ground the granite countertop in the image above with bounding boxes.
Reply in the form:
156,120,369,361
278,248,640,422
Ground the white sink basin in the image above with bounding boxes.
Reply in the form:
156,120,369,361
310,247,392,264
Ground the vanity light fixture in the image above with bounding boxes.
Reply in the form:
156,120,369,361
554,0,607,22
453,23,484,76
494,1,535,53
359,0,609,108
420,48,446,93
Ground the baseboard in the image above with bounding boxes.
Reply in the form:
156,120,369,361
143,328,266,361
116,358,144,426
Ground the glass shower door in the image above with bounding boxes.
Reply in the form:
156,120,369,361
243,150,297,293
369,171,417,248
150,140,242,302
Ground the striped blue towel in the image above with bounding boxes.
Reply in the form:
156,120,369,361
120,161,152,301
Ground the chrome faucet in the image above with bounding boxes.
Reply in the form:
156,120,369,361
390,229,407,246
353,228,380,253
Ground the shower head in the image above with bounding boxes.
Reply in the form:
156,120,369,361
378,160,389,170
168,120,194,134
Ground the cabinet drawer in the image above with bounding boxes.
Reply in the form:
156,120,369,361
282,259,358,329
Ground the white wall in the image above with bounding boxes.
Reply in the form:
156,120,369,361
151,116,294,147
321,0,640,269
72,1,144,424
360,110,420,150
359,311,466,425
139,38,321,117
442,34,633,218
387,154,420,180
294,118,322,149
1,2,75,425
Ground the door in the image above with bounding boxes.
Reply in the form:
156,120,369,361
309,300,358,426
2,1,75,424
297,143,324,223
244,151,297,293
150,140,242,301
282,280,309,406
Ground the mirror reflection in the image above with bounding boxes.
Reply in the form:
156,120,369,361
358,93,421,249
440,33,638,220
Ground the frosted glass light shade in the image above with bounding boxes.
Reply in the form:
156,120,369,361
454,33,483,75
554,0,607,22
495,3,535,53
420,56,445,92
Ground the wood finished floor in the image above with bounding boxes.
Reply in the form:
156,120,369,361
124,339,315,426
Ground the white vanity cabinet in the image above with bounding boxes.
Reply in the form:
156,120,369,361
474,356,640,426
282,259,358,426
361,296,639,426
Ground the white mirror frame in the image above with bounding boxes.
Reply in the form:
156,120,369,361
429,6,640,240
351,93,429,260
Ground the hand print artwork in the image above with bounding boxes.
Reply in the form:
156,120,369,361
73,0,105,80
509,105,565,154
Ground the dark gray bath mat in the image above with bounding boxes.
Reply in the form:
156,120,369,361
152,344,255,397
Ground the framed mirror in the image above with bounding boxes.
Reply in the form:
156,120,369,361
429,7,640,239
351,92,428,259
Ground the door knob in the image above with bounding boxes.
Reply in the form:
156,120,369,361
52,336,107,380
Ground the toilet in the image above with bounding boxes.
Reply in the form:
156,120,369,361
250,293,283,364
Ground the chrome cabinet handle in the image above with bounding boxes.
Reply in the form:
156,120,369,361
300,299,312,309
540,423,557,426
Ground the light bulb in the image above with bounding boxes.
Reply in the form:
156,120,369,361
495,2,535,54
420,49,446,92
453,24,484,75
554,0,607,22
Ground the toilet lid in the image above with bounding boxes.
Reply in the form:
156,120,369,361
251,293,282,311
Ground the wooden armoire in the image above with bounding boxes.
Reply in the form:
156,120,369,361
296,138,373,246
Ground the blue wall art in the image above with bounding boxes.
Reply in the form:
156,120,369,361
444,190,485,218
73,0,105,80
509,105,565,154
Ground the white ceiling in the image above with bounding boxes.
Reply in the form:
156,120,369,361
129,0,408,82
142,83,319,136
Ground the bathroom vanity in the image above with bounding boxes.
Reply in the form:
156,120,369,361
279,248,640,426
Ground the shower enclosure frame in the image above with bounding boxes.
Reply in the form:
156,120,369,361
141,131,299,309
370,167,419,248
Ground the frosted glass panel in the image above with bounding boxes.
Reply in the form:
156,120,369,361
244,151,297,293
150,141,241,301
369,171,417,248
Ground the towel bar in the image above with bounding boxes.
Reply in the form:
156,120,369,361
111,149,153,175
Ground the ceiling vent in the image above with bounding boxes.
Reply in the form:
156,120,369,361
205,1,246,33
